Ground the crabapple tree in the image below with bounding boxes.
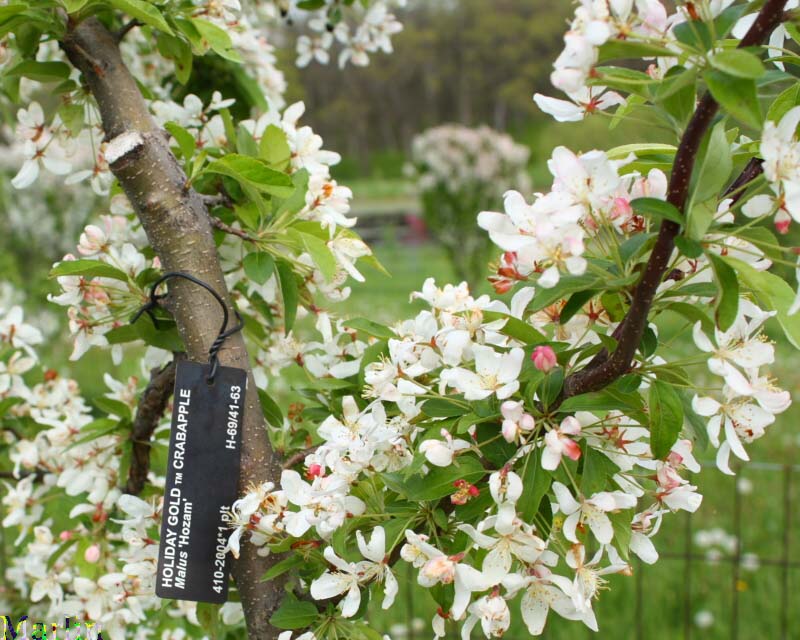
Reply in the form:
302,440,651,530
1,1,800,640
407,124,531,288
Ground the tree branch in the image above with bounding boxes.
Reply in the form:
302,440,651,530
559,0,789,402
211,216,257,242
125,357,181,495
115,19,141,43
61,18,287,639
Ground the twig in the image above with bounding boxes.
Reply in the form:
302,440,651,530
125,356,182,495
211,216,257,242
202,193,234,209
115,19,141,43
282,446,318,469
0,469,47,481
725,157,764,206
558,0,790,403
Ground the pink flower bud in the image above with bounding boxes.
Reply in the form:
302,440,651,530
531,345,557,372
84,544,101,564
59,530,73,542
307,463,323,478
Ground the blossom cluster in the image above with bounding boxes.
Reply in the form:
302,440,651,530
408,124,531,197
0,294,206,637
692,301,791,474
295,0,406,68
230,275,724,636
479,145,667,290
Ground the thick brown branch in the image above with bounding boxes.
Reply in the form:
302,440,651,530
125,358,180,495
560,0,789,402
61,18,286,639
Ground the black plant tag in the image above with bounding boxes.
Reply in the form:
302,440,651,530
155,360,246,603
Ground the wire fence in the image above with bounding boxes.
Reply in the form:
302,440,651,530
384,460,799,640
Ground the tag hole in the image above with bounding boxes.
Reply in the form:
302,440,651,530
206,377,215,387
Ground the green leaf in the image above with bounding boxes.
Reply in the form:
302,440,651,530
678,388,709,451
93,396,132,421
276,259,298,334
0,397,23,418
538,367,564,410
191,18,241,62
710,50,765,79
619,233,655,265
704,70,762,130
686,199,717,241
261,554,305,581
204,155,294,197
260,125,292,169
591,66,655,97
597,39,676,62
529,274,602,312
5,60,71,82
165,122,196,161
269,597,319,630
581,446,620,497
721,257,800,349
767,83,800,124
517,448,552,522
156,33,193,84
674,236,704,259
243,252,275,285
559,290,597,325
276,169,311,218
481,311,546,345
609,510,633,561
630,197,683,225
109,0,174,35
422,398,467,418
690,121,733,209
258,388,284,428
707,253,739,331
50,259,129,282
664,301,714,335
384,455,485,502
131,314,184,351
344,317,395,340
648,380,684,460
558,389,643,415
299,232,337,283
656,65,697,125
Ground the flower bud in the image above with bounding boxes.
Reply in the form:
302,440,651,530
84,544,101,564
531,345,557,372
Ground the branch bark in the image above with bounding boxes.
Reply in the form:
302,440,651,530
125,357,181,496
61,18,286,639
560,0,789,402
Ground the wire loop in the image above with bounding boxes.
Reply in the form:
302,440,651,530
131,272,243,384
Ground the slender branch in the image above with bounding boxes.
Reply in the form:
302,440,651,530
125,357,181,495
559,0,790,402
211,216,257,242
282,446,318,469
724,157,764,206
0,469,47,481
115,19,141,43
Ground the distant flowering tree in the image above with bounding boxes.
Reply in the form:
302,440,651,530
408,124,531,287
2,1,800,640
